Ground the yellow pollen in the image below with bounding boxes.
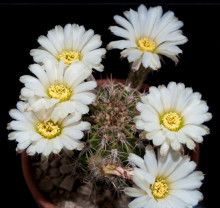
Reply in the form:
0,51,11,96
161,112,182,131
137,38,156,53
37,121,61,139
151,179,168,199
48,84,72,102
58,50,81,65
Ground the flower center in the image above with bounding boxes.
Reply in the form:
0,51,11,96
151,179,168,199
137,38,156,53
161,112,182,131
37,121,61,139
48,84,72,102
57,50,81,65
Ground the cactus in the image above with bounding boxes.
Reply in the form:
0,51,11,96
80,81,145,189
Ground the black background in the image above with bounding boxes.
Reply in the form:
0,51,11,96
0,1,219,207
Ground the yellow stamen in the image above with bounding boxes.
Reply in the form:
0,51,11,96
161,112,182,131
58,50,81,65
37,121,61,139
137,38,156,53
151,179,168,199
48,84,72,102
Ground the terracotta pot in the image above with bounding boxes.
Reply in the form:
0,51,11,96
22,152,56,208
21,79,200,208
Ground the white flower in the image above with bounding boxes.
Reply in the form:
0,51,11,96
125,145,204,208
135,82,212,156
20,59,97,122
8,102,90,157
107,4,187,71
30,23,106,72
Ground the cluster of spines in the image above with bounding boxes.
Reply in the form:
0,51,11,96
81,81,144,188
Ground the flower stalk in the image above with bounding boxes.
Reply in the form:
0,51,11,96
126,65,151,90
103,164,134,180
